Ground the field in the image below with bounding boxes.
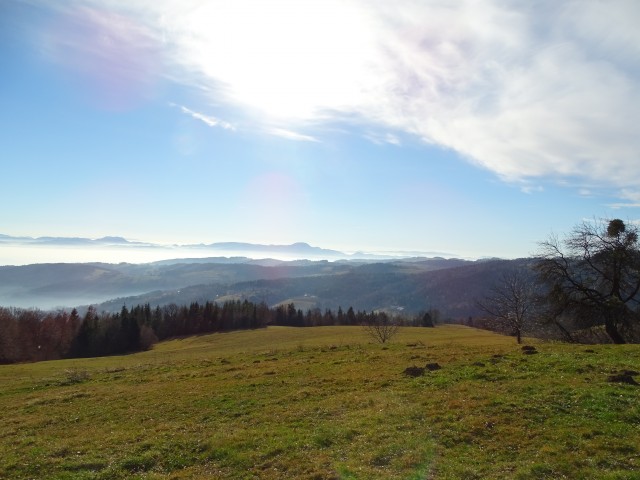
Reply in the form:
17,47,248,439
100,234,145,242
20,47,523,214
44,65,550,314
1,325,639,479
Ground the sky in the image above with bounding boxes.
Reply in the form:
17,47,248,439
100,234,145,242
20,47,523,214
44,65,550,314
1,0,640,263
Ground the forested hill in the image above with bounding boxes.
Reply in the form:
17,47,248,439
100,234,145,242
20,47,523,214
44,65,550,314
96,258,533,320
0,260,352,309
0,256,533,320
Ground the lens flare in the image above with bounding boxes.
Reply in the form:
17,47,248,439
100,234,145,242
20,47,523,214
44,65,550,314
42,6,161,111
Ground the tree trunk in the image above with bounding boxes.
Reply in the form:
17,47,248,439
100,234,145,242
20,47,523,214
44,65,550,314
605,316,626,344
553,320,575,343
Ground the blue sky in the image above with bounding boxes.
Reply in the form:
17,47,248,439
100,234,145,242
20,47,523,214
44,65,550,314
2,0,639,263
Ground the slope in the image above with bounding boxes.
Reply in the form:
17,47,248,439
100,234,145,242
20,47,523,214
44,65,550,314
1,326,638,479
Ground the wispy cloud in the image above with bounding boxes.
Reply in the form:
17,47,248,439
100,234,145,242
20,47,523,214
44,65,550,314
172,104,235,130
267,128,319,142
578,189,593,197
42,1,640,197
365,132,401,146
520,185,544,195
608,190,640,209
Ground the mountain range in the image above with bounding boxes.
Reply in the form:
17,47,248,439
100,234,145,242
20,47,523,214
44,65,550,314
0,245,532,320
0,234,456,262
0,234,144,246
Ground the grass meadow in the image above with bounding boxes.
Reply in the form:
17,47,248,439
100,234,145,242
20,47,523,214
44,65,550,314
1,325,639,479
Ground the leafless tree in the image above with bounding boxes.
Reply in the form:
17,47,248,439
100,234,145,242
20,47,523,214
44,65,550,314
535,218,640,344
362,312,400,344
478,269,538,344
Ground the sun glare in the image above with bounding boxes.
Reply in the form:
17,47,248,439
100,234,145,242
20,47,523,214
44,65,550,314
171,0,375,120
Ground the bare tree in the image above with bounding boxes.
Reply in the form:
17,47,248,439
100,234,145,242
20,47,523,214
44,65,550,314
478,269,538,344
535,218,640,344
362,312,400,344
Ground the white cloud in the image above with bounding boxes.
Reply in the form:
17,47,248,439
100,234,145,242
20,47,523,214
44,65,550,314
46,1,640,195
365,132,401,146
267,128,319,142
354,1,640,190
520,185,544,195
608,189,640,209
173,104,235,130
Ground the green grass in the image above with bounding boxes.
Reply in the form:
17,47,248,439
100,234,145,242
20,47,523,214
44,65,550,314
1,325,639,479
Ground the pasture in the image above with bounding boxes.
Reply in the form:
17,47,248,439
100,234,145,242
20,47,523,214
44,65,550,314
1,325,639,479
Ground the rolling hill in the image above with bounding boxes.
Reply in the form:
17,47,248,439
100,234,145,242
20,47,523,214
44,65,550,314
95,258,532,320
0,253,535,322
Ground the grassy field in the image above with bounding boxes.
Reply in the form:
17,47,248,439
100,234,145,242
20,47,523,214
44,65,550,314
1,325,639,479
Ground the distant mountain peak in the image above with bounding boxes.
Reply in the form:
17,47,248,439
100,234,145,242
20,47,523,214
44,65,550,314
201,241,341,256
0,234,145,247
97,236,132,244
1,233,469,265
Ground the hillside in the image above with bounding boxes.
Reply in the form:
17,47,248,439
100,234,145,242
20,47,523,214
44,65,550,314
0,256,536,321
0,260,354,309
98,258,532,320
1,326,638,479
0,257,474,311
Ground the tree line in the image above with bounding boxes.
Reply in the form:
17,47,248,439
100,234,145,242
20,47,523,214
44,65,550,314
0,300,437,363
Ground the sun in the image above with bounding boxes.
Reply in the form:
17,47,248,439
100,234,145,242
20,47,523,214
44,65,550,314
169,0,376,121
